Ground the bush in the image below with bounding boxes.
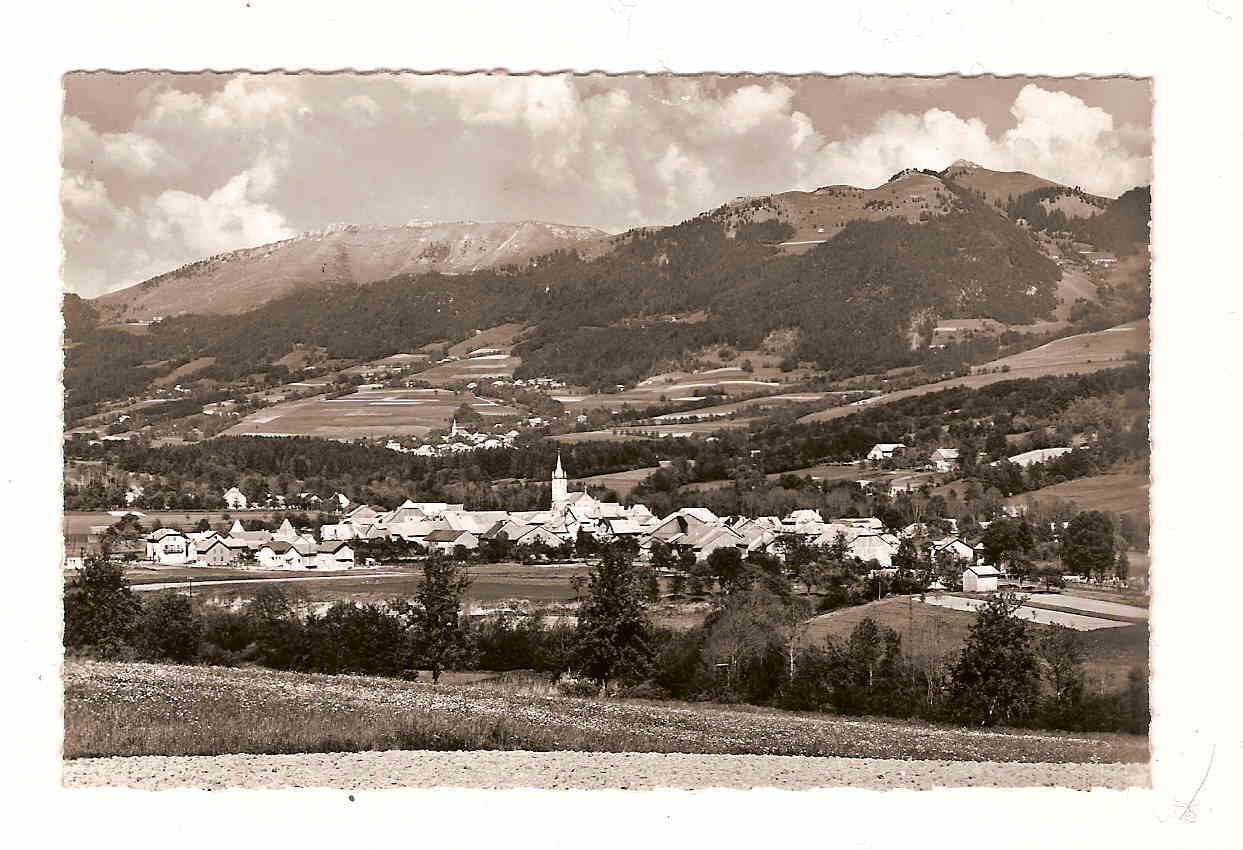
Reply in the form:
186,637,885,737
135,592,201,663
63,558,142,659
555,675,600,697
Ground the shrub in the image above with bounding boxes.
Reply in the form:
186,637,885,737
63,558,142,659
136,592,201,663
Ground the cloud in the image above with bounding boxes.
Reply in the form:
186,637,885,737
62,115,175,179
808,84,1151,194
62,75,1150,297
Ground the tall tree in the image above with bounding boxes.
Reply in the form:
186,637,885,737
981,517,1035,578
412,551,473,683
948,592,1041,726
1060,511,1117,580
572,543,654,691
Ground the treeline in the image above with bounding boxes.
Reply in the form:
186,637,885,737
64,433,706,510
64,549,1148,735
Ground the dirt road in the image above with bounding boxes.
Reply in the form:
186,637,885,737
63,750,1148,791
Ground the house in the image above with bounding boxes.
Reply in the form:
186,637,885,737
866,443,906,462
273,518,299,541
963,564,1001,593
509,525,567,549
227,520,273,550
647,508,719,543
425,529,479,554
315,540,356,569
930,447,961,472
847,532,900,567
929,537,976,565
256,539,318,569
194,537,245,567
223,487,248,510
144,528,191,565
670,524,746,562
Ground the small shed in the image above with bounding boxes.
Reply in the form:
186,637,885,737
963,564,1001,593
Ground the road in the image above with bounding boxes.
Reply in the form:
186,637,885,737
920,594,1130,630
131,572,400,592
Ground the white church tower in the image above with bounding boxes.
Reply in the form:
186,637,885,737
551,452,570,516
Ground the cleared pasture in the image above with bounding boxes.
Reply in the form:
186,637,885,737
573,466,661,497
64,509,294,538
221,388,521,439
549,419,760,443
805,596,1147,692
1006,471,1150,518
800,319,1148,425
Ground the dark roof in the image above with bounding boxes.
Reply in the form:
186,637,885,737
318,540,352,553
426,529,471,543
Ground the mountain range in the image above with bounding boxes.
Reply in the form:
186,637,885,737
66,162,1149,422
94,220,607,320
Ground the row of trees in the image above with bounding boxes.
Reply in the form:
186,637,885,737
64,540,1147,734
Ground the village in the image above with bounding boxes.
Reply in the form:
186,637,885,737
102,445,1104,599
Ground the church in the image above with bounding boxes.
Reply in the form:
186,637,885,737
550,452,654,531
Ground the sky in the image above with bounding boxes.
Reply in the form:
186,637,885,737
61,73,1151,298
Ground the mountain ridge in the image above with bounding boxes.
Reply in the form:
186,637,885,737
93,219,609,320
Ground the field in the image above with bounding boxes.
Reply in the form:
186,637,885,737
799,319,1148,424
574,466,661,497
63,660,1148,764
678,465,938,494
1006,471,1150,518
550,420,761,443
124,562,591,609
554,365,814,415
415,354,522,384
446,323,528,357
804,595,1148,692
221,388,521,439
64,509,293,538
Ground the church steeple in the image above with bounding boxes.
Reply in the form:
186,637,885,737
551,452,569,514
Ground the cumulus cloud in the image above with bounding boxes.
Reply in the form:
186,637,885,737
62,75,1150,297
809,84,1151,193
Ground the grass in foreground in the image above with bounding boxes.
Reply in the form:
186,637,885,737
64,661,1147,763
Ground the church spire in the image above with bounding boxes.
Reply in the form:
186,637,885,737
551,452,569,514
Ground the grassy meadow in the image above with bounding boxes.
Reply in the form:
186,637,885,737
64,661,1148,763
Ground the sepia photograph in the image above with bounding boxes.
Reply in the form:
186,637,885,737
58,69,1156,793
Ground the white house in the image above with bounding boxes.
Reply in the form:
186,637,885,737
930,447,961,472
963,564,1001,593
929,537,976,565
315,540,356,569
866,443,906,462
145,528,191,565
223,487,248,510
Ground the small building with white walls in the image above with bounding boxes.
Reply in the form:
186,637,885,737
963,564,1001,593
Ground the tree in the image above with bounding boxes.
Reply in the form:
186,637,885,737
63,557,142,658
1060,511,1117,580
412,552,473,683
948,593,1041,726
1037,624,1085,708
980,517,1034,578
135,591,201,663
572,544,655,690
704,547,749,595
702,587,783,697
